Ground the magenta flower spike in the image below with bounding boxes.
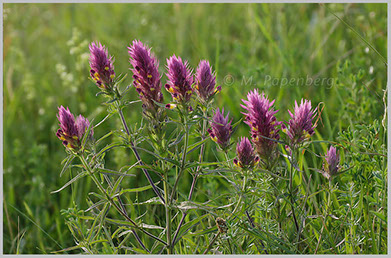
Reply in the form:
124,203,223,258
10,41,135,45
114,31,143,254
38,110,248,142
128,40,163,112
233,137,259,169
321,146,340,180
75,114,92,139
165,55,193,103
207,108,233,151
89,42,115,90
283,99,317,148
241,90,282,161
194,60,221,103
56,106,93,152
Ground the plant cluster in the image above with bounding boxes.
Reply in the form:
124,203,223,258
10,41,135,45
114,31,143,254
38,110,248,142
53,40,384,254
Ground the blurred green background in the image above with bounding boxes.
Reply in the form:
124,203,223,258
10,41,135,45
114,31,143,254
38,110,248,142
3,3,386,254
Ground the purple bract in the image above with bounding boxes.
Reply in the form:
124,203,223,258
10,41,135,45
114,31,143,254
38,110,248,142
208,108,232,151
128,40,163,112
89,42,115,90
194,60,221,103
241,90,282,161
283,99,317,148
165,55,193,103
234,137,259,169
56,106,92,152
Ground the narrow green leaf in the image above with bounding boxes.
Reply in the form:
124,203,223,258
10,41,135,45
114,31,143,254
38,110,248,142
131,247,150,254
106,98,118,104
240,226,295,254
95,131,114,146
186,138,209,155
111,227,126,239
124,100,142,106
173,213,209,245
51,172,88,194
94,113,113,129
60,155,75,177
132,197,163,206
372,211,386,223
231,117,243,129
90,239,109,245
95,142,125,157
169,132,185,147
51,245,83,254
132,146,181,166
82,118,94,148
140,223,164,230
114,73,128,85
185,161,220,170
113,181,161,197
96,168,136,177
134,165,164,175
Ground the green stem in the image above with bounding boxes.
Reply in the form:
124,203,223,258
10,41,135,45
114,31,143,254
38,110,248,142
163,173,172,254
170,118,190,202
227,238,233,254
289,152,300,233
171,108,208,247
116,101,130,136
229,174,246,220
79,155,166,247
224,152,232,168
115,101,165,204
314,180,333,254
203,231,221,254
271,179,282,232
189,108,208,200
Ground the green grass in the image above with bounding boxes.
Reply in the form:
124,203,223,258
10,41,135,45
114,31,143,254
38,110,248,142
3,3,387,254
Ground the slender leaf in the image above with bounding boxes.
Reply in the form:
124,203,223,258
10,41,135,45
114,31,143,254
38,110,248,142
95,142,125,158
95,131,114,146
51,172,88,194
59,155,75,177
186,138,209,155
96,168,136,177
82,118,94,148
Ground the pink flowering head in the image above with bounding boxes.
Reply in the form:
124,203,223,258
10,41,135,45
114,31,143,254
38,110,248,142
233,137,259,169
75,114,93,139
321,146,340,180
241,90,282,161
89,42,115,90
207,108,232,151
128,40,163,112
283,99,317,148
56,106,93,152
165,55,193,103
194,60,221,103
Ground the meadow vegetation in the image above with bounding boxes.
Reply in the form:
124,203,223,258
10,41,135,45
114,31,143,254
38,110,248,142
3,3,387,254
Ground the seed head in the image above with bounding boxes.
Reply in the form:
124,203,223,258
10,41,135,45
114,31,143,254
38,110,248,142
215,217,228,234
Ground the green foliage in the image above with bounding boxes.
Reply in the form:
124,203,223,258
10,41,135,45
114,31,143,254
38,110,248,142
3,3,387,254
